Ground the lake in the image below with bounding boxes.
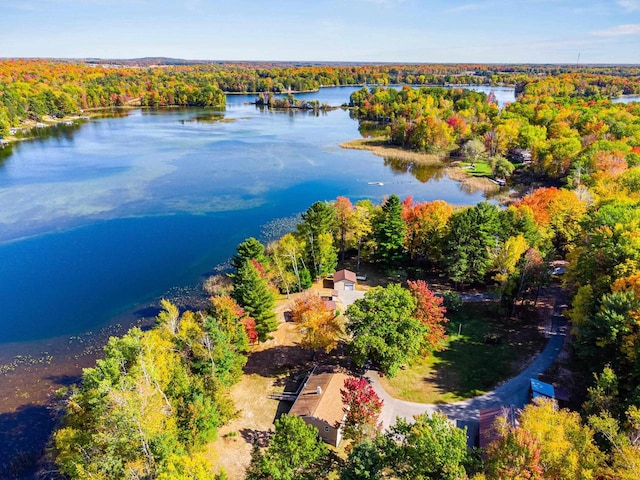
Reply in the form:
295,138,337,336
0,85,515,345
612,95,640,104
0,85,514,474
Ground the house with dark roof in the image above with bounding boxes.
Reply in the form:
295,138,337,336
509,148,533,164
289,368,348,446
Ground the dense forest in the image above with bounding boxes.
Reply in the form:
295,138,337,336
3,60,639,478
52,186,640,478
349,77,640,182
2,59,640,136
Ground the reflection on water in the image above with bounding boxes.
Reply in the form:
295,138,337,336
0,145,12,166
383,156,446,183
358,122,388,138
180,112,236,124
612,95,640,104
254,104,330,118
12,120,84,142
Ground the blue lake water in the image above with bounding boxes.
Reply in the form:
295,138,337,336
0,85,517,474
612,95,640,104
0,86,513,345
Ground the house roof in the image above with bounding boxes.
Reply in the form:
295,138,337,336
334,269,356,283
323,300,337,311
289,369,348,427
530,378,555,398
479,405,519,449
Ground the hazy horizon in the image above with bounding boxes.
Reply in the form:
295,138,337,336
1,0,639,64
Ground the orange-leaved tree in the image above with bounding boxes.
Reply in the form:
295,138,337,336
407,280,448,353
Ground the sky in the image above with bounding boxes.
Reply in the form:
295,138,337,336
1,0,639,64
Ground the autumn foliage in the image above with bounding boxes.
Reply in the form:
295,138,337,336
340,376,384,446
407,280,448,352
289,292,343,354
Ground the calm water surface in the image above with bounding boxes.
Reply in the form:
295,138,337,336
0,86,513,474
612,95,640,104
0,86,512,345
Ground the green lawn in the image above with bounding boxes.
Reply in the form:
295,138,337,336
459,160,492,177
379,303,545,404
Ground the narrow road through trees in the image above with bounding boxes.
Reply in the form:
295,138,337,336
366,290,568,443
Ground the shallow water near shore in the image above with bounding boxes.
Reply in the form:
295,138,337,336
0,85,514,476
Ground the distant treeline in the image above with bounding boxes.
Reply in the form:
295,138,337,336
2,59,640,135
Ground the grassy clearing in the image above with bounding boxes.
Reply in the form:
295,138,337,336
211,374,282,478
379,303,546,404
445,166,500,194
458,160,493,177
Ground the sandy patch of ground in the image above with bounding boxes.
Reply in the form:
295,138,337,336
211,292,315,477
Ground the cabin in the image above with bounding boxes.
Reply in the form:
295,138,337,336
289,368,348,446
333,269,356,291
509,148,533,164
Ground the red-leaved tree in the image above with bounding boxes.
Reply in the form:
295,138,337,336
407,280,448,353
242,316,259,344
340,376,383,447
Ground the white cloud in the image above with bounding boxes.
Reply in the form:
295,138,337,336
592,24,640,36
618,0,640,11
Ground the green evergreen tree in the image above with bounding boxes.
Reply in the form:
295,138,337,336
232,237,267,270
373,194,406,268
443,202,501,285
231,260,277,342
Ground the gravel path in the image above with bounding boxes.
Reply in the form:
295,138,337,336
366,291,568,442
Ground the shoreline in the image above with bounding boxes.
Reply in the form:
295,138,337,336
340,137,502,195
340,137,447,165
2,108,131,147
0,284,211,478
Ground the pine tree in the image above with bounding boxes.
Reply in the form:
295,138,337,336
374,194,406,268
232,237,267,270
231,260,277,342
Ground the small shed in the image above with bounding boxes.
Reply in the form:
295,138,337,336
289,368,348,446
530,378,555,401
333,269,356,291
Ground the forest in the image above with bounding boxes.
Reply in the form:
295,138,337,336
4,60,640,478
52,187,640,478
2,59,640,137
348,77,640,182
